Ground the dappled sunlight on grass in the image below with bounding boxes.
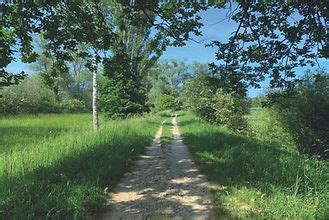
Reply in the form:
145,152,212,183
0,113,165,218
178,111,329,219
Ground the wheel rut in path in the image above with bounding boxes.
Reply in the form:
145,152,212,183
101,115,213,219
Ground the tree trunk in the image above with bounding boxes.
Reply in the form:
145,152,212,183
92,53,99,131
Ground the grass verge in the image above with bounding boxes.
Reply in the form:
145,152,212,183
178,110,329,219
159,112,173,149
0,113,164,218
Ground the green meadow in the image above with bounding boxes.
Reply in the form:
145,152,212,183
178,109,329,219
1,109,328,219
0,113,165,218
2,2,328,218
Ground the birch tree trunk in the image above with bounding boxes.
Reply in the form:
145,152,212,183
92,53,99,131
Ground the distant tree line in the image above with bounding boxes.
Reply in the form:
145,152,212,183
1,0,327,157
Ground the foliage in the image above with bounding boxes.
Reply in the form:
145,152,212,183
109,1,165,74
100,1,166,118
0,75,57,114
1,1,204,87
147,59,189,108
1,1,111,86
178,111,329,219
180,72,220,110
157,59,190,96
212,91,250,131
66,45,92,105
192,91,250,131
181,73,249,131
0,71,27,88
0,75,86,115
209,1,328,89
30,36,70,102
0,113,166,218
153,94,176,112
269,71,329,158
100,53,148,119
59,97,85,113
250,95,267,108
2,1,327,91
29,36,92,108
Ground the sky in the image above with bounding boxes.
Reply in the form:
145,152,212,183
6,7,329,98
161,8,329,97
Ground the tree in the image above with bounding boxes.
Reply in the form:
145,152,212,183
181,71,250,131
147,59,190,108
30,37,92,107
30,37,72,102
154,94,176,112
100,51,149,118
0,75,56,114
270,70,329,158
181,71,220,110
1,1,204,130
100,1,165,118
1,1,114,130
67,46,91,103
190,61,210,76
208,1,328,90
3,1,327,91
1,1,204,85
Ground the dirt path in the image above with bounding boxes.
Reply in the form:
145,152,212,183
101,115,213,219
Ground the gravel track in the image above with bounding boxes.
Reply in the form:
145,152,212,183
101,115,213,219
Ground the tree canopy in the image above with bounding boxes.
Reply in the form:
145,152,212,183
0,0,203,86
1,1,327,92
209,1,328,89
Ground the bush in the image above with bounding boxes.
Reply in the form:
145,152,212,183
180,73,220,110
60,98,86,113
270,71,329,158
212,91,250,131
181,73,250,131
193,91,249,131
193,94,216,123
0,75,57,114
0,75,87,115
99,79,146,119
153,94,176,112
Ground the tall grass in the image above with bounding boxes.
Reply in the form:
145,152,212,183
178,110,329,219
0,113,165,218
159,111,174,148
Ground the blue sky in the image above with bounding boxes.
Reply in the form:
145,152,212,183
6,7,328,97
161,8,329,97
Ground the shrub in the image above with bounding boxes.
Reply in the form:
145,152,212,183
0,75,87,115
180,73,220,110
191,90,250,131
270,71,329,158
153,94,176,112
60,98,86,113
0,75,57,114
181,73,250,131
193,92,216,123
99,80,146,119
212,91,250,131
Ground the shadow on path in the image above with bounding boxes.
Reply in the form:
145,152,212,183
102,116,215,219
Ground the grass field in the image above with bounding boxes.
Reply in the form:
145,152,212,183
159,111,174,148
0,113,165,218
1,109,328,218
178,109,329,219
